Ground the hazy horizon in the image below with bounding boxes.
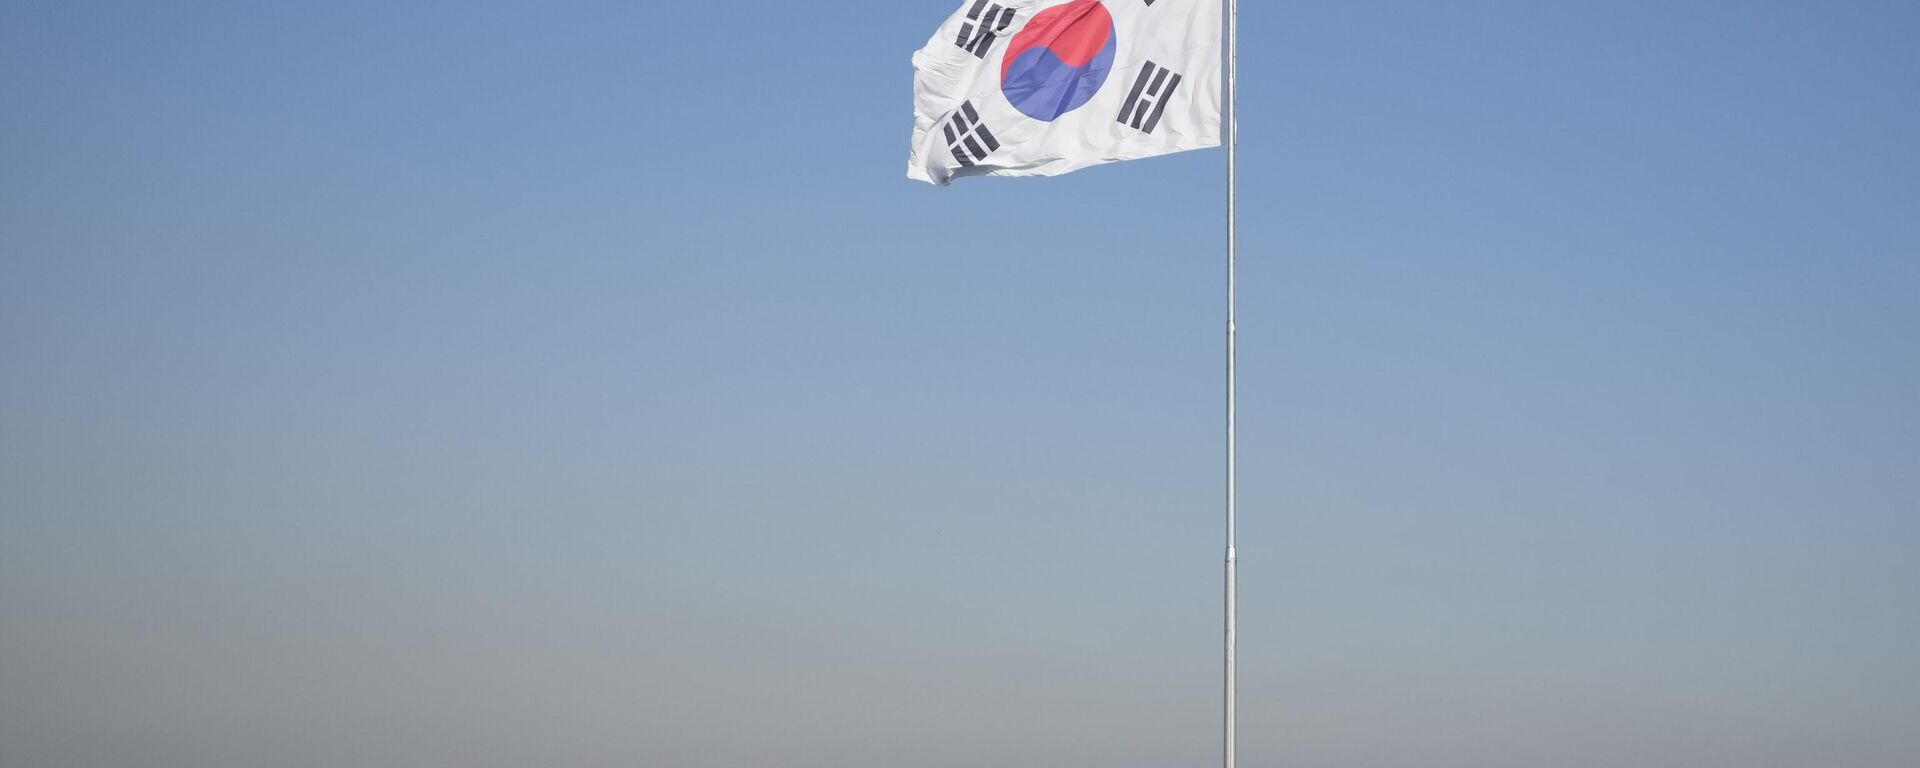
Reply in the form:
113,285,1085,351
3,1,1917,766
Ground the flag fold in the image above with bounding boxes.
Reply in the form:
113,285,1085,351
908,0,1222,185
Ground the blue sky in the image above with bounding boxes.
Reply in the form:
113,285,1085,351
2,1,1917,766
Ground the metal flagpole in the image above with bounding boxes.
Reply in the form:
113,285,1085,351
1222,0,1239,765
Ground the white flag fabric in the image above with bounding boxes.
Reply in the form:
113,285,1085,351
907,0,1221,185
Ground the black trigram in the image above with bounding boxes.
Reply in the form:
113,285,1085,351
942,101,1000,167
1116,61,1184,134
955,0,1016,59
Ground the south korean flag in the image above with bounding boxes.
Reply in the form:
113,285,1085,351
907,0,1222,185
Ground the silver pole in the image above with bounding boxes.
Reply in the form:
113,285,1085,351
1223,0,1239,765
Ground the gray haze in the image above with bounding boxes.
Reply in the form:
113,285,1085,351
4,1,1918,767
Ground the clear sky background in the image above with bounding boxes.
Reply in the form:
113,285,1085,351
3,1,1917,766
